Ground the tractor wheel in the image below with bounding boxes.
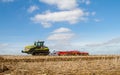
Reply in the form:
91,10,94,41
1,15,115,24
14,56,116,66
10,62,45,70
32,52,37,55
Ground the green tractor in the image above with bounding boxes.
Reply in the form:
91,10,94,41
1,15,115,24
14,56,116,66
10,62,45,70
22,41,50,55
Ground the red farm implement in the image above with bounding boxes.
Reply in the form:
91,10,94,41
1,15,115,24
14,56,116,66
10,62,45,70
54,50,89,56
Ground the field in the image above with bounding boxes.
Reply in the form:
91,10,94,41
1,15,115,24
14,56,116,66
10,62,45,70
0,55,120,75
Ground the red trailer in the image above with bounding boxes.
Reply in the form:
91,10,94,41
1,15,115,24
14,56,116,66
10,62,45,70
54,50,89,56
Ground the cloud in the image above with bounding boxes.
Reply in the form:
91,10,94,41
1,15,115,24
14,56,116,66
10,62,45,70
31,9,87,28
47,27,75,50
0,0,14,2
0,43,14,55
85,0,91,5
47,33,74,41
85,46,120,55
47,27,74,41
91,12,96,16
52,27,71,33
80,0,91,5
94,18,101,22
27,5,39,13
70,37,120,55
101,37,120,46
0,43,9,48
0,43,27,55
86,37,120,47
48,40,72,51
40,0,78,10
30,0,91,28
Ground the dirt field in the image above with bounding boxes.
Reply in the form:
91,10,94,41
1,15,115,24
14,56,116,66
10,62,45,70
0,55,120,75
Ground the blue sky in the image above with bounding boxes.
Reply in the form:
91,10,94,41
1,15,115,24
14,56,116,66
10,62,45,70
0,0,120,55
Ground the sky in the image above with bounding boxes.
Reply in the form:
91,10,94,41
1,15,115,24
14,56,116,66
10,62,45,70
0,0,120,55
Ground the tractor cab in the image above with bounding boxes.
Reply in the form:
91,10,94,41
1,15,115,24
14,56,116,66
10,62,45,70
34,41,44,47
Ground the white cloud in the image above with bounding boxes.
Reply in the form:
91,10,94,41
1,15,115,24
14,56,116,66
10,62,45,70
52,27,71,33
0,43,15,55
70,38,120,55
85,12,90,16
94,18,101,22
85,0,91,5
0,43,28,55
0,43,9,48
80,0,91,5
86,37,120,47
31,9,87,28
30,0,91,28
47,27,75,50
0,0,14,2
91,12,96,16
86,46,120,55
47,33,74,41
40,0,78,10
48,27,74,41
27,5,39,13
41,22,52,28
48,40,72,51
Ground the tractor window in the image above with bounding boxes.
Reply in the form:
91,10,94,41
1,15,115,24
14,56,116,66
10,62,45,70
36,41,44,47
34,42,36,45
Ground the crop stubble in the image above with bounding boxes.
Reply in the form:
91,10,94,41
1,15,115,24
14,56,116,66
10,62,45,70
0,55,120,75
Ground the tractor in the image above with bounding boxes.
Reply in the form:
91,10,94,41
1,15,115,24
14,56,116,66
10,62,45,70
22,41,49,55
